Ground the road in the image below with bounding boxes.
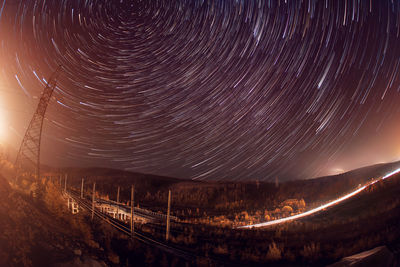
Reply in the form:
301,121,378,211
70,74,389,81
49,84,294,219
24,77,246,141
238,167,400,229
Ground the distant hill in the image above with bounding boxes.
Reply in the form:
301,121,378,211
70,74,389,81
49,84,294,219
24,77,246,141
54,166,184,194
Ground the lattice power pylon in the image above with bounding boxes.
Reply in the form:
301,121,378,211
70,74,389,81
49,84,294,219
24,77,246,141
14,65,62,185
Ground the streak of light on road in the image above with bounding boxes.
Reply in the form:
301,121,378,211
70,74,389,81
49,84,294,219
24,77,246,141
238,167,400,229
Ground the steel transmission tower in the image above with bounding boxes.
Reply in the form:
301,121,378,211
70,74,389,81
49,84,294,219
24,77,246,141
14,65,62,184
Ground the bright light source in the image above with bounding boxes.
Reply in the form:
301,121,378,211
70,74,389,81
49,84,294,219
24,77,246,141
331,167,345,175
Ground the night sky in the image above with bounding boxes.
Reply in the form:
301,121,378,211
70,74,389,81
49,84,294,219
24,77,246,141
1,0,400,181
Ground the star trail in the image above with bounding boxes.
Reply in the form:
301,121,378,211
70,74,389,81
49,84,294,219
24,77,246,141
1,0,400,181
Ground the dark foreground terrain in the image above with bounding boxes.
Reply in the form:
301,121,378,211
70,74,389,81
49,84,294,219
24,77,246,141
1,161,400,266
0,174,101,266
0,173,193,266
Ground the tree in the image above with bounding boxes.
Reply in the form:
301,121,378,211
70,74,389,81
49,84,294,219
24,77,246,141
282,205,293,213
266,242,282,261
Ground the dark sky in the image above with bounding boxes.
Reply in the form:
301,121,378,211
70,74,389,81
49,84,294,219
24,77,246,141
1,0,400,181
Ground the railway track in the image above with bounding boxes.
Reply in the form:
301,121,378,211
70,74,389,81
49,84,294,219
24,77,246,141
65,189,196,261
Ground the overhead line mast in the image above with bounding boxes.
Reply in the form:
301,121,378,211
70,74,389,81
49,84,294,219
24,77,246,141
14,65,63,185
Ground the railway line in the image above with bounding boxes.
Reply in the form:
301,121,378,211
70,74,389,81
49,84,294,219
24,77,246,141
65,189,196,261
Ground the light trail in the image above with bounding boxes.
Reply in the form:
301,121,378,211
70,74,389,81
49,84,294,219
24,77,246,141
238,167,400,229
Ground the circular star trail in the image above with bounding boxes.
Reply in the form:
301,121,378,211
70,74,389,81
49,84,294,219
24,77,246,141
1,0,400,181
